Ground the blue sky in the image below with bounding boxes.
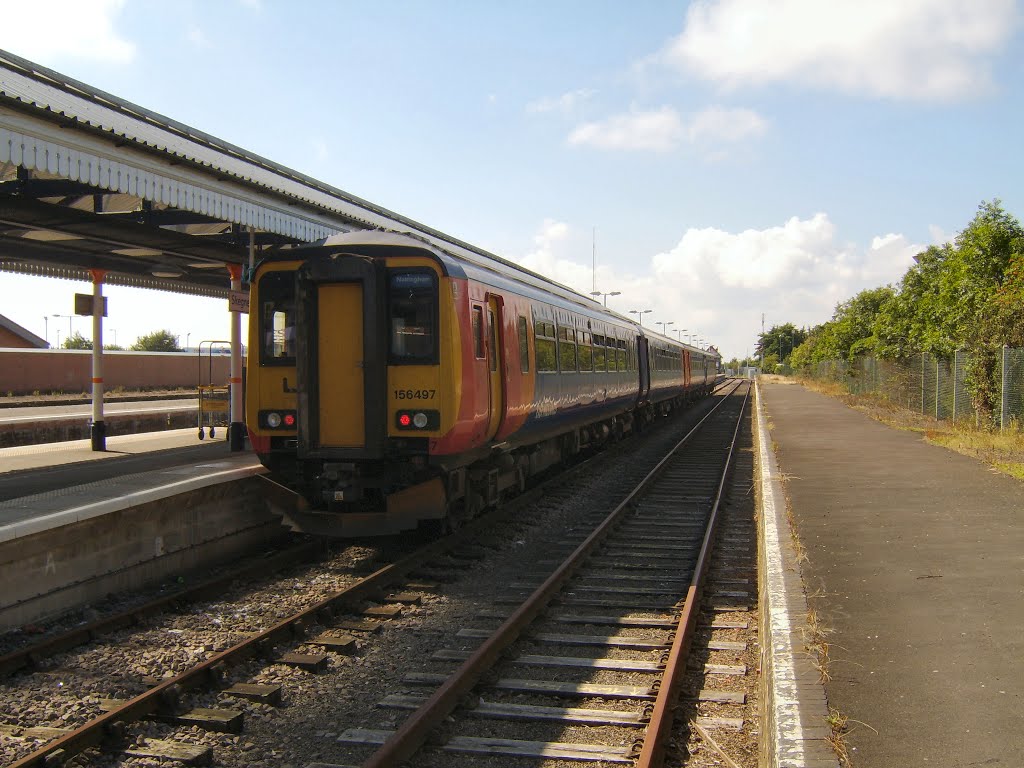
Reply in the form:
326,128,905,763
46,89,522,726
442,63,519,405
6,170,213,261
2,0,1022,359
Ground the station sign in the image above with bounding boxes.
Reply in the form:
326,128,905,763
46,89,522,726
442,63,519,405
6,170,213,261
229,290,250,314
74,294,108,316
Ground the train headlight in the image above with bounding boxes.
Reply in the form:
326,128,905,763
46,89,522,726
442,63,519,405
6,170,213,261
412,412,429,429
266,412,282,428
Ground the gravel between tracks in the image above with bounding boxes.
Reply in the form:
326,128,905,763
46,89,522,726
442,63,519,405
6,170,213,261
3,392,760,768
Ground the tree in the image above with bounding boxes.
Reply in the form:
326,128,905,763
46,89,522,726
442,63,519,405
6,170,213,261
755,323,809,365
132,330,182,352
815,287,895,363
63,331,92,350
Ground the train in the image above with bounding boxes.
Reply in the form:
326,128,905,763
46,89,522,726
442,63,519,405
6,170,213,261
245,230,720,536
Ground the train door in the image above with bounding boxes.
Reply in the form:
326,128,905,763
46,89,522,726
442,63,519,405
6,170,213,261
637,336,650,402
484,294,505,440
317,283,365,447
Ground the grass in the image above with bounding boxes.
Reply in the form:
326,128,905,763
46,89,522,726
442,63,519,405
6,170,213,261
796,377,1024,481
826,708,852,765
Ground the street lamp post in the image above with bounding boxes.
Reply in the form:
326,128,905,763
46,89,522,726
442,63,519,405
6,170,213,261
590,290,621,307
629,309,652,326
53,313,73,341
655,321,674,335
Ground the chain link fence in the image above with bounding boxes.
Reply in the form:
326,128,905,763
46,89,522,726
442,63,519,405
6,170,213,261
808,347,1024,430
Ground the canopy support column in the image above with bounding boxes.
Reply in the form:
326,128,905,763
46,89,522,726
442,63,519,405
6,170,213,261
228,263,245,451
90,268,106,451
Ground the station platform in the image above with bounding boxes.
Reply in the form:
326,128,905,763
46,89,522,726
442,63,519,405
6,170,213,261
757,380,1024,766
0,429,277,632
0,428,262,540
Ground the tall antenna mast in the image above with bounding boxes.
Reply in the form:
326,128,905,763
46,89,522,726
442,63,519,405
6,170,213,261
592,226,596,294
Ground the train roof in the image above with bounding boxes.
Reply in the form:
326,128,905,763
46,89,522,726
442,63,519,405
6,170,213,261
279,229,717,356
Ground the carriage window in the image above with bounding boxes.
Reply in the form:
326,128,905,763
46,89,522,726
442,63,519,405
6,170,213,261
472,306,484,358
535,319,556,372
593,335,607,372
259,270,296,366
518,316,530,373
389,271,437,363
558,326,577,373
578,331,593,371
617,339,627,371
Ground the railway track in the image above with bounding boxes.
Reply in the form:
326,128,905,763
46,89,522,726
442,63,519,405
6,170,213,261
339,379,752,767
3,385,740,768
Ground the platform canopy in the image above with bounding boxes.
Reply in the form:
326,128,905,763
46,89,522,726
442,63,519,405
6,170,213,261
0,49,495,298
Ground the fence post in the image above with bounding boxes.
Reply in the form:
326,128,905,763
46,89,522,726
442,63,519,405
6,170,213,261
1001,345,1010,431
921,353,926,415
952,350,958,424
935,359,941,419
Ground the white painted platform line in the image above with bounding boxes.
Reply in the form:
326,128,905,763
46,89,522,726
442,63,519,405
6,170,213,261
755,382,839,768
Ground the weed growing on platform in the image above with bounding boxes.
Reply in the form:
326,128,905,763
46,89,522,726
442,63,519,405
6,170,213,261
826,707,852,765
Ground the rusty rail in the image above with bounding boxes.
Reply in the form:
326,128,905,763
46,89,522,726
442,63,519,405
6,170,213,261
7,421,624,767
361,379,747,768
636,379,750,766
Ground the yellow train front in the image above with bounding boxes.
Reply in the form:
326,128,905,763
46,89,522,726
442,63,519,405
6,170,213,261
247,230,717,536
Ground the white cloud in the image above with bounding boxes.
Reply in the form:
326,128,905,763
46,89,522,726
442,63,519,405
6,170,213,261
0,0,135,63
686,106,767,143
311,138,329,163
569,107,684,152
527,88,597,115
928,224,952,244
665,0,1016,101
568,105,766,152
516,215,922,359
188,27,212,49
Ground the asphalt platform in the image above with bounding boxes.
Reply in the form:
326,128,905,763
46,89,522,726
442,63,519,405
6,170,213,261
759,381,1024,766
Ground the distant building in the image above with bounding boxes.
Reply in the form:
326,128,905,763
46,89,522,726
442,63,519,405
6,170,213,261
0,314,47,349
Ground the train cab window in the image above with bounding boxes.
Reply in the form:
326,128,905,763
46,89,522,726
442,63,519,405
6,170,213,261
258,270,296,366
578,331,593,371
389,271,437,363
535,320,556,372
558,326,577,373
472,306,485,358
518,316,530,373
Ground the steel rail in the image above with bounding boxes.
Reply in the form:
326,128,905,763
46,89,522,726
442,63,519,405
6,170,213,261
5,499,515,768
360,379,746,768
5,419,637,768
636,379,751,767
0,537,316,679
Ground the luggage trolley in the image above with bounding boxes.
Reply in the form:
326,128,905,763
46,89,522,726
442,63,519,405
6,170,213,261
197,340,231,440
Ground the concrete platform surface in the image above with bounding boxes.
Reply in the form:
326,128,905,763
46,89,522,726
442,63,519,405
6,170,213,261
0,398,197,425
760,381,1024,766
0,428,262,540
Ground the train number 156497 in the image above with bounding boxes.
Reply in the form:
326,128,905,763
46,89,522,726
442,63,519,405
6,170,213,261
394,389,436,400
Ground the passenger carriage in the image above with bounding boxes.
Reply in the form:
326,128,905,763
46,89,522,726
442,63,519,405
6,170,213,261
246,231,718,536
